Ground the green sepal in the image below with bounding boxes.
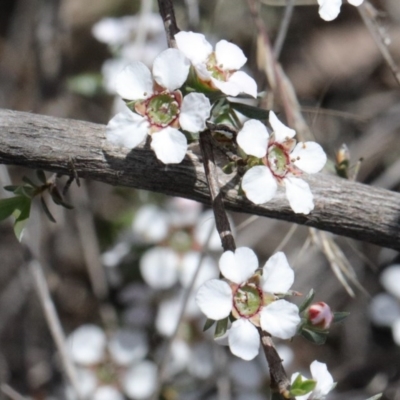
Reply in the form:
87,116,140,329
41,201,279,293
332,311,350,323
298,288,315,313
300,327,328,345
214,317,228,338
229,101,269,120
3,185,20,193
290,374,316,396
222,162,236,174
203,318,216,332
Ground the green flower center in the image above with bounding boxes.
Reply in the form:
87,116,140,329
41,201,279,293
267,143,290,178
145,92,180,128
233,284,263,318
206,53,227,81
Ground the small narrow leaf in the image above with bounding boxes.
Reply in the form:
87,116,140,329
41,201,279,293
3,185,19,193
214,317,228,338
40,197,56,223
12,196,31,241
22,176,38,188
333,311,350,323
299,288,315,313
229,101,269,120
301,328,328,345
203,318,216,332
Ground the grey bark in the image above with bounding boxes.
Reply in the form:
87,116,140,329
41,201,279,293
0,108,399,251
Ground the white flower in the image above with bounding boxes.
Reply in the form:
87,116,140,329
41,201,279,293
380,264,400,300
122,360,158,399
175,31,257,98
106,48,211,164
318,0,364,21
239,113,326,214
196,247,300,360
292,361,335,400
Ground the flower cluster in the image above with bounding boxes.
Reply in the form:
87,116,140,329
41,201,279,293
239,112,326,214
196,247,300,360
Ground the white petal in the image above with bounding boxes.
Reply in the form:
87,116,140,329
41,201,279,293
369,293,400,327
195,62,213,81
269,111,296,143
123,360,158,399
237,119,269,158
284,177,314,214
193,209,223,251
292,142,327,174
392,319,400,346
155,294,182,336
151,127,187,164
92,17,130,45
174,31,213,65
179,252,218,289
318,0,342,21
228,319,260,360
310,360,335,397
152,48,190,91
67,325,106,365
380,265,400,299
74,368,97,398
348,0,363,5
93,386,124,400
211,77,242,97
219,247,258,284
166,197,202,227
139,247,179,289
228,71,258,98
132,204,169,243
242,166,278,205
116,63,153,100
179,92,211,132
262,252,294,294
108,329,148,366
106,107,148,149
215,40,247,70
195,279,232,320
260,300,300,339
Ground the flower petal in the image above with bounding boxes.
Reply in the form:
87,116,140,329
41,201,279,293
175,31,213,65
196,279,232,320
106,107,149,149
153,48,190,91
215,40,247,70
219,247,258,284
262,252,294,294
318,0,342,21
310,360,335,398
132,204,169,243
242,166,278,205
269,111,296,143
123,361,158,399
284,177,314,214
380,264,400,299
228,319,260,360
211,77,242,97
180,92,211,132
348,0,363,5
228,71,258,98
179,252,218,289
93,386,124,400
193,209,225,251
151,127,187,164
260,299,300,339
292,142,327,174
237,119,269,158
116,62,153,100
139,247,179,289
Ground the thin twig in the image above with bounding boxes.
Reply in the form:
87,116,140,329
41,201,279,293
358,2,400,86
273,0,296,59
1,384,30,400
157,0,180,47
199,130,236,252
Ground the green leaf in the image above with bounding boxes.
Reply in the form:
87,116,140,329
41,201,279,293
301,328,328,345
298,288,315,313
67,73,103,97
333,311,350,323
290,374,316,396
229,101,269,120
214,317,228,338
12,196,31,241
203,318,215,332
40,197,56,223
36,170,47,184
0,196,29,221
3,185,19,193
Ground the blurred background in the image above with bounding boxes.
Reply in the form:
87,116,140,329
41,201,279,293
0,0,400,399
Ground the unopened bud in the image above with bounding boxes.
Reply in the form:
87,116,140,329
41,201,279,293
308,302,333,330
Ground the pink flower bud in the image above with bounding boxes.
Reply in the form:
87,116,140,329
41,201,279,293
308,302,333,330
